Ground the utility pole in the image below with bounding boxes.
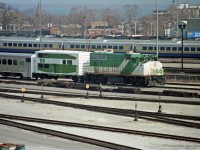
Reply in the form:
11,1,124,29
83,17,87,38
120,22,125,36
176,0,179,37
147,21,156,36
134,21,139,35
156,0,159,57
39,0,42,50
179,24,186,73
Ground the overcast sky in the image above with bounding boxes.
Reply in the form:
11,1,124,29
1,0,200,15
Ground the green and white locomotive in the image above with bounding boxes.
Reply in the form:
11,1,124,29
31,50,165,86
85,51,165,86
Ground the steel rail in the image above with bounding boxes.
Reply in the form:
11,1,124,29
0,118,139,150
0,87,199,105
0,114,200,143
0,93,200,129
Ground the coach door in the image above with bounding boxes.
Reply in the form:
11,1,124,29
24,58,31,78
52,64,57,74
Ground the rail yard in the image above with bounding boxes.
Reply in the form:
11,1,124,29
0,74,200,149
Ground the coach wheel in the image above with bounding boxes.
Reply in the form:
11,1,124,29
19,74,23,79
35,76,38,80
72,77,78,82
40,75,44,79
53,77,58,80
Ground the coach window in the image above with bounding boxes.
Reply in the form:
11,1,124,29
184,47,189,51
113,46,118,50
44,44,48,48
191,47,196,51
3,43,7,46
0,59,1,64
81,45,85,49
75,45,80,48
49,44,53,48
18,43,22,47
38,63,43,68
59,44,62,49
97,45,101,49
34,44,38,47
2,59,7,65
8,59,12,65
119,46,123,50
178,47,182,51
26,58,31,62
166,47,171,51
8,43,12,47
13,59,18,65
102,45,107,49
70,45,75,48
172,47,177,51
143,46,147,50
44,53,48,58
38,53,43,58
44,64,49,68
23,43,27,47
149,47,153,50
67,60,72,65
13,43,17,47
160,47,165,51
63,60,66,64
197,47,200,51
92,45,96,49
108,46,112,49
28,44,32,47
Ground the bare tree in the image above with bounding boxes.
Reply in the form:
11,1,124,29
0,3,12,30
99,8,122,28
123,4,140,22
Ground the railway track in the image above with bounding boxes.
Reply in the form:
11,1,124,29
1,92,200,129
0,77,200,91
0,86,199,105
0,118,138,150
0,78,199,99
0,114,200,143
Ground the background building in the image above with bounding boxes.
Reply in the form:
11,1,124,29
186,18,200,38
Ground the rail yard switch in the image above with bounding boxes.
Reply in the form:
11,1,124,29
21,87,26,102
158,104,163,113
85,84,90,99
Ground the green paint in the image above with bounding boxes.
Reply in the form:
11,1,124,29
90,53,125,67
121,59,139,75
38,64,76,75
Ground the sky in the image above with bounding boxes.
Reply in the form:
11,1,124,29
1,0,200,16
